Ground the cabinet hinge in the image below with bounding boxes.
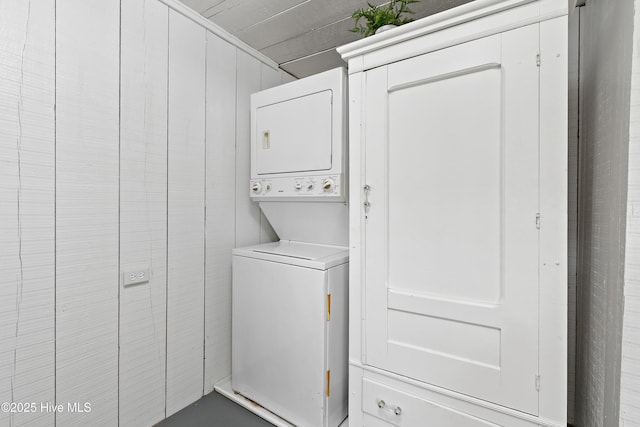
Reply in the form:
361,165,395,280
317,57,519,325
326,370,331,396
536,212,541,229
327,294,331,321
535,374,541,391
536,52,541,67
363,184,371,216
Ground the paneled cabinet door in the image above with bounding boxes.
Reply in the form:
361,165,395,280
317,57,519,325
363,24,541,415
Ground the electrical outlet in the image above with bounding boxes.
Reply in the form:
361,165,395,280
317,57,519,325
123,269,150,286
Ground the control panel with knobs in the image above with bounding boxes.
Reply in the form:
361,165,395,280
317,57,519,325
249,174,344,201
322,177,335,192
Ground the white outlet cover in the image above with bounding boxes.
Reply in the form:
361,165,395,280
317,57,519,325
123,269,150,286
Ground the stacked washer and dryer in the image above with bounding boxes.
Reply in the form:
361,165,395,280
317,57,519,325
230,68,349,427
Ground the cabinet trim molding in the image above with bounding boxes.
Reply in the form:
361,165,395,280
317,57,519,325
337,0,569,73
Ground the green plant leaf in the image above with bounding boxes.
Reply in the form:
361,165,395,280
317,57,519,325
349,0,421,37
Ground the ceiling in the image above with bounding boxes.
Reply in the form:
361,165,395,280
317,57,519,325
179,0,474,78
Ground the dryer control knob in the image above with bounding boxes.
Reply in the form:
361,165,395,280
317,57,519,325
295,182,302,190
322,178,335,192
251,182,262,193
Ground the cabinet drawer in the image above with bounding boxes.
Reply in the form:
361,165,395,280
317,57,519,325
363,378,505,427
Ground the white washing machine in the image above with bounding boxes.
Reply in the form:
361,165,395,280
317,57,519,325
232,241,348,427
230,68,349,427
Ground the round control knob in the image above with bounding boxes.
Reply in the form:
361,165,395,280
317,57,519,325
265,183,272,192
307,182,314,190
251,182,262,193
322,178,335,192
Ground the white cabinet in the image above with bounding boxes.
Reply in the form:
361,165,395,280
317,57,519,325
338,0,568,425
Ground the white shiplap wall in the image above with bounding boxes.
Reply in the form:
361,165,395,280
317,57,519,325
235,51,264,249
119,0,169,425
620,0,640,424
576,0,634,425
1,0,290,425
166,9,207,416
0,1,55,426
204,33,238,392
55,1,121,425
203,40,292,393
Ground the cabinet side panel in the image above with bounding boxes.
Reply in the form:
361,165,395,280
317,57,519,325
539,15,569,424
567,8,580,425
0,1,55,425
55,0,120,424
328,263,349,427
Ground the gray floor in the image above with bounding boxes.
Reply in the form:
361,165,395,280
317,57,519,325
156,391,275,427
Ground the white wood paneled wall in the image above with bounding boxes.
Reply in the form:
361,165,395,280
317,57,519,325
55,1,121,425
235,51,263,249
620,0,640,423
1,0,290,425
119,0,169,425
204,33,237,392
166,9,207,416
0,1,55,426
204,43,291,393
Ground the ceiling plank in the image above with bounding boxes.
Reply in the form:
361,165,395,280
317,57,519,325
206,0,308,33
260,17,360,64
180,0,224,14
235,0,386,51
201,0,245,17
279,49,347,78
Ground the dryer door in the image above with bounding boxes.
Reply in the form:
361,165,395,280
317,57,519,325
255,90,333,175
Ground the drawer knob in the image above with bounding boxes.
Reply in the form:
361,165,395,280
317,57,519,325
377,399,386,409
394,406,402,416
